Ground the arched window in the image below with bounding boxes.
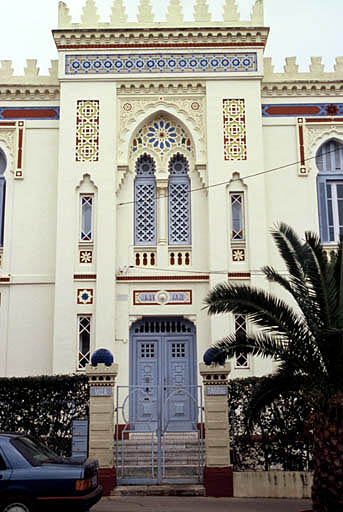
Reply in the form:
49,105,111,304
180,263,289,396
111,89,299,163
168,154,191,245
0,149,6,247
317,140,343,242
134,154,157,246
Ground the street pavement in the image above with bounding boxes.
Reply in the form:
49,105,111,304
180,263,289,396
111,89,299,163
92,497,312,512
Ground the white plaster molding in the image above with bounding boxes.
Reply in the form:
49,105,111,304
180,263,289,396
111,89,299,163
0,60,58,85
137,0,155,24
304,124,343,175
250,0,264,25
0,131,15,175
261,81,343,98
117,81,206,96
76,173,98,192
81,0,100,28
263,56,343,83
110,0,128,26
118,98,206,167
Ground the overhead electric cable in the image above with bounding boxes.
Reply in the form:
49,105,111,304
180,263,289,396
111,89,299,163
118,146,340,207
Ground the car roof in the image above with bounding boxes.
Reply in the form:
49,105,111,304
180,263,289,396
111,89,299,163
0,432,24,438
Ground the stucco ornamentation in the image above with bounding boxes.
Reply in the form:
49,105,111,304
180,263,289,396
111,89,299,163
304,124,343,175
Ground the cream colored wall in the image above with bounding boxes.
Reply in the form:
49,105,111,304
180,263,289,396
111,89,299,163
0,120,58,377
52,80,117,375
5,285,54,376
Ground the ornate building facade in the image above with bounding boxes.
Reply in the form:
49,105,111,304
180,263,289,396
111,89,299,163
0,0,343,401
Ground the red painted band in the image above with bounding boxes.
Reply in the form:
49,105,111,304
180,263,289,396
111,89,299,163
2,109,57,119
266,106,321,116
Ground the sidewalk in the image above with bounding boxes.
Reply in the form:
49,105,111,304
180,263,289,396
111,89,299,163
93,497,311,512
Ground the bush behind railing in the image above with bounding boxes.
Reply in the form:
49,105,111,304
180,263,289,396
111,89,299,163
0,374,89,456
228,377,313,472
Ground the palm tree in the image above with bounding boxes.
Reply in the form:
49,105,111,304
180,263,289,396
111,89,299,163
204,223,343,512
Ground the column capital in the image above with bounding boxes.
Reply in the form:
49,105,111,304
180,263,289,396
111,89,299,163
85,362,118,387
199,362,231,385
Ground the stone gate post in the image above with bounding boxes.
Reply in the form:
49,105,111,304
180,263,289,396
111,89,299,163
85,361,118,495
199,362,233,497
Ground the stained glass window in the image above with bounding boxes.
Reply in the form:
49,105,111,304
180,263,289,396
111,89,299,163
168,154,191,246
134,154,157,246
131,116,192,157
317,140,343,242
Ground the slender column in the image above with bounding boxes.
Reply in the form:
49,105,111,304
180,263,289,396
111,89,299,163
199,362,233,497
86,362,118,495
157,180,168,245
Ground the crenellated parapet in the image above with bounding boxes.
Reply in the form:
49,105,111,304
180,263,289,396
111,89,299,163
0,60,59,101
262,56,343,97
57,0,265,29
0,60,58,85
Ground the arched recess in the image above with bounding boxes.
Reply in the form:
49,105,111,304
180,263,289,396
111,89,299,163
316,138,343,243
134,153,157,246
129,316,198,432
120,106,203,169
76,174,98,261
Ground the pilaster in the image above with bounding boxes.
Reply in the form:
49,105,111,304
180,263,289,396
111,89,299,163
200,362,233,497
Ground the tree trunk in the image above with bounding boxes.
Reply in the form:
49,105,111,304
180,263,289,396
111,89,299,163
312,406,343,512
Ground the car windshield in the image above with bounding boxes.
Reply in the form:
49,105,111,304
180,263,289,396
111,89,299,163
11,436,59,466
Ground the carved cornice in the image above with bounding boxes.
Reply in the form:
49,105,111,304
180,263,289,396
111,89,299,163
262,80,343,98
0,86,60,101
52,27,270,51
117,80,206,96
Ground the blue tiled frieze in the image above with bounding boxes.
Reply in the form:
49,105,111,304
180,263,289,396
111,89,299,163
65,53,258,75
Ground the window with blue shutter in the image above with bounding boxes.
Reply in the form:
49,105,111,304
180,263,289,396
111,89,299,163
134,154,157,246
0,149,7,247
168,154,191,246
316,140,343,242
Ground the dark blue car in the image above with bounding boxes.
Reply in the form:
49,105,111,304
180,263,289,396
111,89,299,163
0,433,103,512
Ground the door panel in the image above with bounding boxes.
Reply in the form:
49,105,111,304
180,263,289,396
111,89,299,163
133,338,159,431
130,320,197,432
164,336,196,431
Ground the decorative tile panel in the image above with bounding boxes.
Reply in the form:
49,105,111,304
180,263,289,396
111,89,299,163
80,250,93,264
77,289,94,305
223,99,247,161
66,53,258,75
232,248,246,262
76,100,99,162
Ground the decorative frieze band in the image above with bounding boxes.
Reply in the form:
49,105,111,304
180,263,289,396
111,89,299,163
133,289,192,305
65,53,258,76
0,107,59,121
262,103,343,117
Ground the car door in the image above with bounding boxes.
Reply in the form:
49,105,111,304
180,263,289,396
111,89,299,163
0,447,12,493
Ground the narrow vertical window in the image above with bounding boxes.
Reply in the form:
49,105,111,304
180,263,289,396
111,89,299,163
80,196,93,242
134,154,157,246
234,314,249,369
168,153,191,245
230,193,244,241
0,149,6,247
78,315,91,370
316,140,343,243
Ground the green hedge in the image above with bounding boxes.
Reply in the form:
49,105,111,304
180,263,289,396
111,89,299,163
228,377,313,471
0,374,89,456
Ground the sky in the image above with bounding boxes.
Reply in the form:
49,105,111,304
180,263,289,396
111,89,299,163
0,0,342,75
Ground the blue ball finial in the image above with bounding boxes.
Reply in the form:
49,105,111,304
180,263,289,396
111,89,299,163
203,348,226,366
91,348,114,367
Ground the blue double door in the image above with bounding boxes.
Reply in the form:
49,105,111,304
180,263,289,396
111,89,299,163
130,318,197,432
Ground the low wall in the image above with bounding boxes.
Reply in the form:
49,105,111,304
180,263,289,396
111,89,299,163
233,471,313,499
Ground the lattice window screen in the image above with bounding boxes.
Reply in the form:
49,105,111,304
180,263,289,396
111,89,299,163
134,154,157,246
168,154,191,245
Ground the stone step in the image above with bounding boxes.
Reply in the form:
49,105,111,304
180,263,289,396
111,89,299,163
116,465,201,478
111,484,205,496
